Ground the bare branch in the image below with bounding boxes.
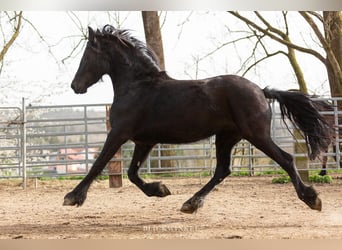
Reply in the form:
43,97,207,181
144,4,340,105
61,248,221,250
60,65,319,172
59,12,89,64
254,11,286,38
238,33,264,75
198,34,256,62
106,11,131,29
299,12,328,51
66,11,87,38
282,11,289,36
300,11,342,77
159,11,167,29
237,26,288,76
21,15,60,65
306,11,323,23
228,11,326,63
61,37,86,64
176,11,194,41
0,11,22,63
242,50,287,76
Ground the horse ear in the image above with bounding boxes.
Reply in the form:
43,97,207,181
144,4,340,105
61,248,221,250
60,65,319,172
88,26,101,49
88,27,95,42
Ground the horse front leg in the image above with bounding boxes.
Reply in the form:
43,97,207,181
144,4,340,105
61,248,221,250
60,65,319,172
128,143,171,197
63,129,127,206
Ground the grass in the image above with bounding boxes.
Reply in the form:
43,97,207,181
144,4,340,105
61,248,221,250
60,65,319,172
309,174,333,184
272,174,333,184
31,169,336,184
272,175,291,184
38,175,85,181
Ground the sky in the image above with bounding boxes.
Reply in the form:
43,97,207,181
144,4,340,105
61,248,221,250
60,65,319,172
0,11,330,107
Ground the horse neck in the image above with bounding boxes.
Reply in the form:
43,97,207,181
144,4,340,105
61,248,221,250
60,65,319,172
108,66,159,98
109,57,160,93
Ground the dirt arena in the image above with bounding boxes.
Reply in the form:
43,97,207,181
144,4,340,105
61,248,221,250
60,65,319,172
0,175,341,239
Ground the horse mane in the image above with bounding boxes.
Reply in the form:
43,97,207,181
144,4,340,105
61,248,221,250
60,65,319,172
99,25,164,77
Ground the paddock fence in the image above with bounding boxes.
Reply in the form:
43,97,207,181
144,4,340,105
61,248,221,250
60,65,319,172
0,97,341,186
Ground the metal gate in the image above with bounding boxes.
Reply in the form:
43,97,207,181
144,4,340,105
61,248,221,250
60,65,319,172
0,105,23,178
1,97,341,188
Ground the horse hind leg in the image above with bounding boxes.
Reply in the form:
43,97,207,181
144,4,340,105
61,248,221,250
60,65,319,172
319,152,327,176
180,132,241,214
320,144,342,176
128,143,171,197
248,134,322,211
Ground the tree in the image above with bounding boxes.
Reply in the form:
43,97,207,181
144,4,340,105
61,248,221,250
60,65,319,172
142,11,165,70
228,11,342,100
0,11,23,74
321,12,342,98
0,11,66,105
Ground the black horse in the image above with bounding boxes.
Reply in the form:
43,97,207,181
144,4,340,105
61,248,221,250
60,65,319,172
64,25,330,213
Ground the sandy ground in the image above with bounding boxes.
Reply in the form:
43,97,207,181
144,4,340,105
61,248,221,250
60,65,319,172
0,175,342,239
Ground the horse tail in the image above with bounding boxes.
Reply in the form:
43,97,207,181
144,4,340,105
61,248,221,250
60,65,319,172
263,87,331,160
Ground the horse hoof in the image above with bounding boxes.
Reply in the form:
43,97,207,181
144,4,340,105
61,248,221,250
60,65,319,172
180,196,204,214
318,170,326,176
158,183,171,197
310,197,322,211
63,191,86,207
303,186,322,211
180,203,196,214
146,182,171,197
63,197,76,206
63,193,77,206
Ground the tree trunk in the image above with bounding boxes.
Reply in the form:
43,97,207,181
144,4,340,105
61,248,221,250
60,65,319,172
142,11,165,70
287,43,308,93
323,12,342,101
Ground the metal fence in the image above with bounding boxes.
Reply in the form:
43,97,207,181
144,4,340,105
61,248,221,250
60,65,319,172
1,97,341,185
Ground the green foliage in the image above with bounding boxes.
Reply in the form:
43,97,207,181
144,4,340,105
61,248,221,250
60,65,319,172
39,175,85,181
231,171,250,176
309,174,333,184
255,169,286,176
272,175,291,184
96,175,109,180
139,171,213,179
272,174,333,184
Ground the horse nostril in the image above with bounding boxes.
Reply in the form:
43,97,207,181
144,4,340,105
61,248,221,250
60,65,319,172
71,81,87,94
71,82,80,93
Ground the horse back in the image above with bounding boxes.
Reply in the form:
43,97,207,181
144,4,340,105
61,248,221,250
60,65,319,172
111,74,270,144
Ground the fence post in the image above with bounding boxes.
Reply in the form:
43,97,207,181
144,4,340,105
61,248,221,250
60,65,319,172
248,143,254,176
333,99,340,170
106,105,122,188
294,129,309,182
21,98,27,190
84,106,90,172
209,136,215,176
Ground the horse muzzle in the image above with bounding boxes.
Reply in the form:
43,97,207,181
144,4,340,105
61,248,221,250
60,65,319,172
71,81,87,94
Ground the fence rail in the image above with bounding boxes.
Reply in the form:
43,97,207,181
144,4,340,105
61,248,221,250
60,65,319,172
1,97,342,186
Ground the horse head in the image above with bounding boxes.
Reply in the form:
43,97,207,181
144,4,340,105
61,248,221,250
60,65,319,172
71,26,112,94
